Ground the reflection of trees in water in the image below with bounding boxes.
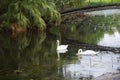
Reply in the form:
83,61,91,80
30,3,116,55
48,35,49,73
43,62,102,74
0,33,44,76
61,14,120,45
0,32,67,80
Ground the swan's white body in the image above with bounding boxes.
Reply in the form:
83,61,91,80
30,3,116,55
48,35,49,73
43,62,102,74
76,49,99,55
57,49,68,53
57,40,68,51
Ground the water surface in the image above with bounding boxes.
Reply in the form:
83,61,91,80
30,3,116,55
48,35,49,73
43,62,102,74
0,9,120,80
61,9,120,48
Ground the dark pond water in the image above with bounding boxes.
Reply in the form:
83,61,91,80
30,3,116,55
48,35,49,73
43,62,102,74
0,9,120,80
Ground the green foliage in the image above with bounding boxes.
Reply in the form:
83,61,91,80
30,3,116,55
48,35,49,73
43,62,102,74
0,0,61,31
53,0,87,11
53,0,120,12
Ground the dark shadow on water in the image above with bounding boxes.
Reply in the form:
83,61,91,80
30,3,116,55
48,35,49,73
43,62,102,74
62,38,120,53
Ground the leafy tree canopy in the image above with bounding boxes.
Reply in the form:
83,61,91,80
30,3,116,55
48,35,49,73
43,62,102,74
0,0,61,31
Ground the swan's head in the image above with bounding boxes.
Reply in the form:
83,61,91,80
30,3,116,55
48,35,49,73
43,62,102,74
56,40,60,46
57,40,60,43
78,49,82,53
76,49,82,59
57,40,59,42
76,49,82,55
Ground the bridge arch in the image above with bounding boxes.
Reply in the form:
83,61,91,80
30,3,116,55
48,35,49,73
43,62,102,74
61,4,120,16
61,4,120,22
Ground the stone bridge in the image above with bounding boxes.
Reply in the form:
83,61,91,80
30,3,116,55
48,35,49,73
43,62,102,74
61,4,120,15
61,4,120,22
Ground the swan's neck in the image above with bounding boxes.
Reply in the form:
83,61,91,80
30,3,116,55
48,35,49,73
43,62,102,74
57,41,60,47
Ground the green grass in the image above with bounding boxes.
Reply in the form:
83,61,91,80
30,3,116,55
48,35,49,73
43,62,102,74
85,0,120,7
86,0,120,3
89,0,112,3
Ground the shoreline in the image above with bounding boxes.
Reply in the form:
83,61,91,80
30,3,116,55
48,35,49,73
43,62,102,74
93,72,120,80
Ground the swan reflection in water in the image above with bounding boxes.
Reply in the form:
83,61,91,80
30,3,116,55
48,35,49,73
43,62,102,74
62,51,120,79
57,49,68,61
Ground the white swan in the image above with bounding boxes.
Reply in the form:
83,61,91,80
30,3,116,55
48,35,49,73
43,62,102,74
76,49,99,55
56,40,68,50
